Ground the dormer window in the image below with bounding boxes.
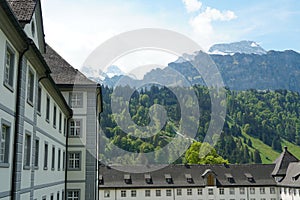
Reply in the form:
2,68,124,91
145,174,152,184
31,21,35,37
124,174,131,184
185,174,193,183
165,174,173,184
201,169,216,186
292,173,300,181
245,173,255,182
99,175,103,185
225,173,235,183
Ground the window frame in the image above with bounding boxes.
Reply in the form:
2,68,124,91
68,151,81,170
70,92,83,108
187,188,192,196
46,96,50,123
53,105,57,128
34,138,39,169
121,190,126,197
27,67,35,106
23,132,32,169
51,145,55,170
44,142,48,170
166,189,172,196
37,84,42,114
155,190,161,197
0,120,11,167
69,119,82,137
3,42,15,91
67,189,80,200
58,148,61,171
145,190,151,197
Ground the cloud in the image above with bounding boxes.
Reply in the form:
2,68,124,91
188,7,237,50
182,0,202,13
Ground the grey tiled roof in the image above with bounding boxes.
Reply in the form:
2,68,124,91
43,44,96,85
7,0,36,23
278,162,300,187
99,164,277,188
272,147,299,177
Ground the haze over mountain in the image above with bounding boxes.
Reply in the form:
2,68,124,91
82,41,300,92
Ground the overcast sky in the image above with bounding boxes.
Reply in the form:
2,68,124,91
41,0,300,72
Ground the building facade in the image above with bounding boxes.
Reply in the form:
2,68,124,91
99,148,300,200
0,0,101,200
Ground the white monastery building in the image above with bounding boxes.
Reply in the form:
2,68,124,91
0,0,101,200
99,147,300,200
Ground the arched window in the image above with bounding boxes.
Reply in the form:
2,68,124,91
207,174,215,186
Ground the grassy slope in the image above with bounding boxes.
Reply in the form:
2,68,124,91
241,132,300,164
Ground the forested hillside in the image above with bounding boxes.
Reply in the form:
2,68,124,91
100,85,300,164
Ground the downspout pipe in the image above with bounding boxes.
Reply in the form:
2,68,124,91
65,115,72,200
11,41,30,200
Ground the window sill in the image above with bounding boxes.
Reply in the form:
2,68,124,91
45,119,49,123
44,167,48,170
0,163,10,168
3,82,14,93
53,125,56,129
68,135,81,138
34,166,39,170
37,111,41,116
51,168,55,171
27,99,34,107
23,165,30,170
67,168,81,171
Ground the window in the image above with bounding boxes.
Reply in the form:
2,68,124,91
24,134,31,168
208,188,214,195
230,188,235,195
67,190,80,200
42,196,46,200
68,152,80,170
62,190,65,200
131,190,136,197
53,105,57,128
0,123,10,164
240,187,245,194
145,190,150,197
27,69,35,104
37,85,42,114
44,143,48,170
70,92,83,108
31,21,35,37
34,139,39,168
166,189,172,196
58,149,61,170
46,96,50,122
4,44,15,89
156,190,161,196
70,120,81,137
57,192,60,200
64,118,67,136
63,151,66,170
250,188,255,194
51,146,55,170
207,174,215,186
104,190,110,198
59,112,62,132
260,187,265,194
121,190,126,197
50,194,54,200
198,188,203,195
219,188,224,195
187,188,192,195
177,189,182,196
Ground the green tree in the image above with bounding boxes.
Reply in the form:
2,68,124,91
185,142,228,164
